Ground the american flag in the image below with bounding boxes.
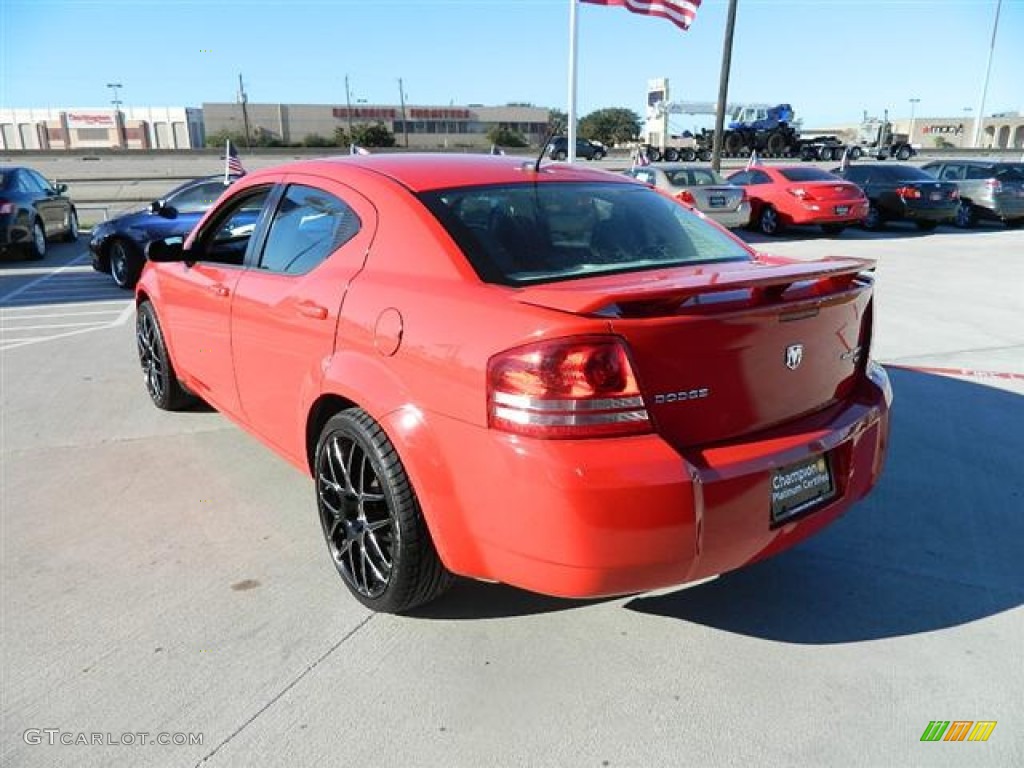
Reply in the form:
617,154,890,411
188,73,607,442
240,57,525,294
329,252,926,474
580,0,702,32
633,147,651,167
226,139,246,177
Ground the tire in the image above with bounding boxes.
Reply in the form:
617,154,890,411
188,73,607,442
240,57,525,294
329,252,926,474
315,408,453,613
849,146,863,161
766,131,787,157
679,148,696,162
697,149,712,162
61,209,79,242
663,148,679,162
954,200,977,229
108,239,142,289
647,147,662,162
821,223,846,236
862,204,885,231
758,205,783,236
818,147,834,162
724,132,744,156
592,150,605,161
136,301,195,411
25,220,46,260
553,150,567,161
895,146,912,161
915,220,939,232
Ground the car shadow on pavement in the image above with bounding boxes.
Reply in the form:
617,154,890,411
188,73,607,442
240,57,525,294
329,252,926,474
409,580,613,620
625,367,1024,643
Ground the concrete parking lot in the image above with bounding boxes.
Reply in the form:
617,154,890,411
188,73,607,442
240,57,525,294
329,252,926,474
1,221,1022,767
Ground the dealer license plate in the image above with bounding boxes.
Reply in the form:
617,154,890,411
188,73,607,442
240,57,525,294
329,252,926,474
930,192,944,201
709,195,726,207
834,205,849,215
770,454,835,525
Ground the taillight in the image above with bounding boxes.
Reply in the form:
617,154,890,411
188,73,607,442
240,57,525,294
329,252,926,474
787,187,816,200
950,187,960,199
895,186,921,199
676,189,695,205
0,199,14,215
986,178,1003,193
487,336,651,439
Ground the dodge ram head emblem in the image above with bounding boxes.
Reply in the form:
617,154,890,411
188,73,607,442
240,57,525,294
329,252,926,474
785,344,804,370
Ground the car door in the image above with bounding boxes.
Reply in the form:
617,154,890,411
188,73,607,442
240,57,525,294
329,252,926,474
230,176,377,463
157,184,276,418
22,169,69,235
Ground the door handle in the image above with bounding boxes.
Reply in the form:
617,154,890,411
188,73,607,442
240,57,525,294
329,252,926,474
297,301,328,320
208,283,229,297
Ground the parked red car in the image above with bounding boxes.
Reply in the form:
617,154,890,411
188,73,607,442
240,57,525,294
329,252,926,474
137,155,892,613
727,165,869,236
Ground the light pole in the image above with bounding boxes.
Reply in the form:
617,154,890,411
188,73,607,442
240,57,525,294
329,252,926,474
107,82,124,147
344,75,354,140
397,78,409,148
908,98,920,144
972,0,1002,148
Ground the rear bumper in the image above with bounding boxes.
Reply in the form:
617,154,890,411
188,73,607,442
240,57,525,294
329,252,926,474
787,199,869,225
408,364,892,599
988,198,1024,220
900,201,959,222
705,202,751,229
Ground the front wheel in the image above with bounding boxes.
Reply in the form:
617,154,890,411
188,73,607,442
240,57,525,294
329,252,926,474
954,201,977,229
849,146,863,161
136,302,195,411
25,221,46,260
315,409,453,613
895,146,912,161
108,239,142,289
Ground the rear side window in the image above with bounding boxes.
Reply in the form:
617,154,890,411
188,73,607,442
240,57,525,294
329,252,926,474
965,166,995,180
419,182,751,286
995,166,1024,182
779,168,839,182
875,165,934,182
257,185,360,275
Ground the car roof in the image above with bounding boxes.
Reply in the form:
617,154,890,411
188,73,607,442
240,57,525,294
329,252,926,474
242,153,630,193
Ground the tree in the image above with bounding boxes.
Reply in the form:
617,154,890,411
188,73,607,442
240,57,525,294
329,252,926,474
547,108,568,135
486,126,528,148
350,122,396,148
301,133,334,147
578,108,642,147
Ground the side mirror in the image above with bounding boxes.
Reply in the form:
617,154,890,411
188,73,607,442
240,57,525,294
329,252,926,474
146,237,187,263
150,199,177,218
55,182,68,194
149,200,164,214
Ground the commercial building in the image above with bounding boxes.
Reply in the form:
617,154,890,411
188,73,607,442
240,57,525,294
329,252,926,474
0,107,204,150
200,102,551,149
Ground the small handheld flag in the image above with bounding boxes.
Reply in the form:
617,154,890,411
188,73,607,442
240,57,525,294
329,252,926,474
224,139,246,183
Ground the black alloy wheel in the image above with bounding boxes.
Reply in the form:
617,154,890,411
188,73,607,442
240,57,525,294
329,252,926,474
862,204,885,231
315,409,452,613
954,201,977,229
136,302,195,410
109,239,141,289
758,205,783,236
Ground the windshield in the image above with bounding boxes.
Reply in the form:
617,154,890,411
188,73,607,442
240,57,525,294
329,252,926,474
419,182,751,286
779,168,840,182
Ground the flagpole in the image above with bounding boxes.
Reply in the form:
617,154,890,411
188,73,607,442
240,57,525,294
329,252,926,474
971,0,1002,149
224,139,231,185
567,0,579,162
711,0,738,173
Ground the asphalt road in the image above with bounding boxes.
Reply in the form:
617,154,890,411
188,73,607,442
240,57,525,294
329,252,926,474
2,221,1022,768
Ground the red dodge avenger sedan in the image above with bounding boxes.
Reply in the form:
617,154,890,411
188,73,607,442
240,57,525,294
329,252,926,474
138,154,892,613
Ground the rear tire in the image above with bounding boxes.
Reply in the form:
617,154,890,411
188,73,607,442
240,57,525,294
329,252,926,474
758,205,783,236
954,200,977,229
896,145,912,161
697,149,711,162
818,147,834,162
553,150,567,161
679,148,696,162
663,148,679,162
315,408,453,613
724,132,744,156
61,210,79,242
136,301,195,411
766,131,787,157
862,204,885,231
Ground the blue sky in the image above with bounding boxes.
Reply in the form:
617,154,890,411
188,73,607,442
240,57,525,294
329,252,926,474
1,0,1021,129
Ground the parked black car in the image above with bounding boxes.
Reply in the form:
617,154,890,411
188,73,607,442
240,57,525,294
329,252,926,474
547,137,606,161
831,164,960,231
90,175,237,288
920,159,1024,229
0,166,78,260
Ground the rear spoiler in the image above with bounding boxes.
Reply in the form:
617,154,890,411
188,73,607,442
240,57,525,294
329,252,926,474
516,256,875,316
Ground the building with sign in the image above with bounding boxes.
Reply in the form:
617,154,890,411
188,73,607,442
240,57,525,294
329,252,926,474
201,102,551,149
0,107,204,150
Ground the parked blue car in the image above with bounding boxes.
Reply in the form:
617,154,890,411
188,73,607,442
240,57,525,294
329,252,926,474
90,176,239,288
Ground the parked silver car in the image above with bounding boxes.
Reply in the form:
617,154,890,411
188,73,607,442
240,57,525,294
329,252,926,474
623,164,751,228
920,159,1024,229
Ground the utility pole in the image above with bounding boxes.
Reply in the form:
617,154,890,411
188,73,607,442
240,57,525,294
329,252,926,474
106,82,124,148
971,0,1002,148
711,0,738,172
238,73,251,149
397,78,409,148
908,98,920,145
344,75,354,140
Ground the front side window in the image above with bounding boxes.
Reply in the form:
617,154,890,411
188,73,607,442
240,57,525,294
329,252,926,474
194,187,273,266
420,182,751,286
257,185,360,275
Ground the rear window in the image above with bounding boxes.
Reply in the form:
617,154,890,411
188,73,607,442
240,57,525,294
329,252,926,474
419,182,751,286
779,168,839,182
664,168,727,187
